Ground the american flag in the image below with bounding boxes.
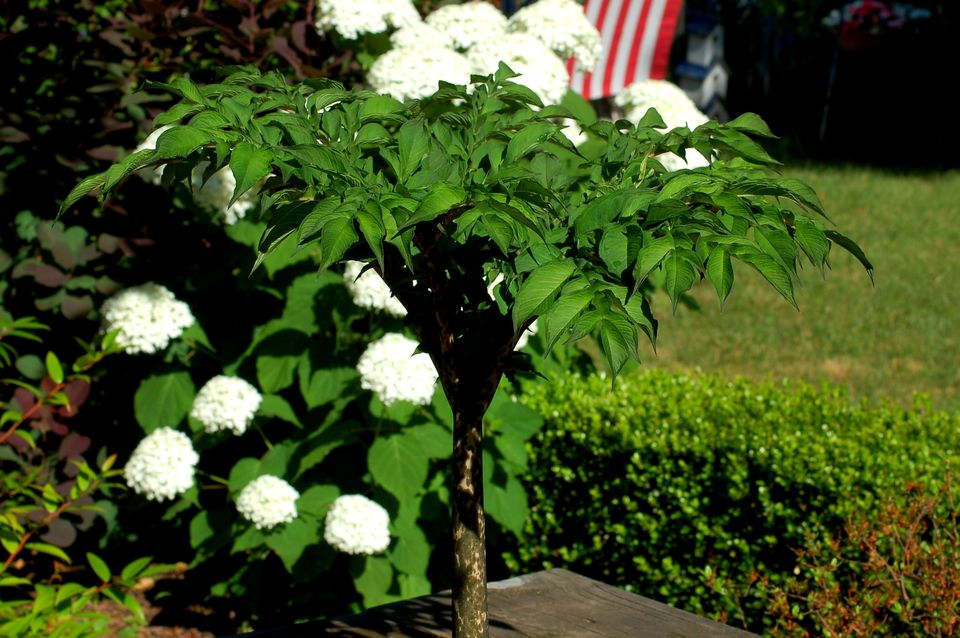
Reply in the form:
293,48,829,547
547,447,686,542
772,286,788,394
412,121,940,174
567,0,685,99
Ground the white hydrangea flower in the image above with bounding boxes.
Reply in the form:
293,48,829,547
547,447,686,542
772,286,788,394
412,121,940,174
134,127,257,224
615,80,711,171
343,260,406,317
515,320,539,350
100,283,195,355
323,494,391,555
190,375,263,436
368,43,473,102
315,0,420,40
559,118,588,147
134,125,173,185
124,427,199,502
509,0,602,70
357,333,438,406
191,163,259,225
615,79,709,130
467,33,570,105
390,22,453,50
425,1,508,51
236,475,300,530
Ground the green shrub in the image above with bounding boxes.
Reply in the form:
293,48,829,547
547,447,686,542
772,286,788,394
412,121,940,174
514,370,959,632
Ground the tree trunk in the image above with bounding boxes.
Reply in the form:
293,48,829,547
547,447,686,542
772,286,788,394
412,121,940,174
452,406,488,638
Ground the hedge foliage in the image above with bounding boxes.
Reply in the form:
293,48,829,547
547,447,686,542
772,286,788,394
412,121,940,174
514,370,959,632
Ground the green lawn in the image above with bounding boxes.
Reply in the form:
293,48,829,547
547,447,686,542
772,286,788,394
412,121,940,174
637,164,960,411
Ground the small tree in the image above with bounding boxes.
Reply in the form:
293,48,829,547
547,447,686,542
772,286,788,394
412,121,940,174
60,65,871,638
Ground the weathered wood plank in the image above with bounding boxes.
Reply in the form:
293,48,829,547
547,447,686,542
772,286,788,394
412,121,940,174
224,569,759,637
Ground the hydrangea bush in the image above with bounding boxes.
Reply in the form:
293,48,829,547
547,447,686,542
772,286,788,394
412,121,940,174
61,58,869,635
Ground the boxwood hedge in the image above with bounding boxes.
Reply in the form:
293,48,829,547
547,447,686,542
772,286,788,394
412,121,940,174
512,370,959,632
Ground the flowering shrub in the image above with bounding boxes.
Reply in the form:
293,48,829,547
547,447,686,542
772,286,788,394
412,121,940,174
323,494,392,555
768,481,960,637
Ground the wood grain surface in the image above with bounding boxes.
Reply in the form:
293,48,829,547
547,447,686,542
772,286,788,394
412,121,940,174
224,569,759,638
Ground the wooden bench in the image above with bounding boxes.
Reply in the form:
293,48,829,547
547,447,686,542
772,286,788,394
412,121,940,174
228,569,759,637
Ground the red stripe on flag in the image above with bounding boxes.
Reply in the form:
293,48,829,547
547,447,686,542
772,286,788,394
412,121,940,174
582,0,613,99
601,0,634,96
623,0,655,90
650,0,683,80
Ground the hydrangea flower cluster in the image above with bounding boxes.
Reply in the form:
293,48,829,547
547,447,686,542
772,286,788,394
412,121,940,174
236,475,300,530
368,44,472,103
190,163,259,226
315,0,420,40
615,79,711,171
424,1,508,51
190,375,263,436
343,261,407,317
508,0,602,70
124,427,199,502
135,126,257,225
100,283,195,355
322,0,593,105
356,333,438,406
323,494,391,555
467,33,571,105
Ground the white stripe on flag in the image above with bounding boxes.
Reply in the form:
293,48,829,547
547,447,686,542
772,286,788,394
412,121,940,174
633,0,668,86
570,0,605,95
589,0,624,99
608,0,646,95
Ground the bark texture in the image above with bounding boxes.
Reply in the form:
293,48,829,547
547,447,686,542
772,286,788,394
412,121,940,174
452,409,487,638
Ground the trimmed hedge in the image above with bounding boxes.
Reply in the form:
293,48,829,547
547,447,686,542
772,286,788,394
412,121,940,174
513,370,959,632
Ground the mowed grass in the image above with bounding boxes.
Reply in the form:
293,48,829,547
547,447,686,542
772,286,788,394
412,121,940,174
637,165,960,411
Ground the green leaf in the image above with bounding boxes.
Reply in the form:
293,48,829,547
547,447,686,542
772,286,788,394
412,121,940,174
738,250,797,308
725,112,777,138
355,122,392,146
539,287,593,353
58,172,106,216
133,372,196,433
24,542,71,564
359,95,405,123
368,432,430,500
297,484,340,518
824,230,874,283
256,354,298,393
314,217,355,272
506,122,556,164
120,556,153,582
44,351,64,384
300,367,359,409
296,198,343,246
774,178,827,217
663,250,698,310
102,148,157,193
228,458,261,493
86,553,111,583
406,423,450,459
598,312,638,376
794,219,830,267
123,591,147,624
397,118,430,182
512,258,576,331
484,473,528,536
396,183,466,233
633,234,675,287
388,518,429,576
599,226,628,275
229,143,273,207
706,247,734,307
352,556,396,608
266,518,318,572
258,394,301,427
154,126,213,159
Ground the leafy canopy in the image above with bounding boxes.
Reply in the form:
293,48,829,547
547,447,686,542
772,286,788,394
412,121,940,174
61,64,871,383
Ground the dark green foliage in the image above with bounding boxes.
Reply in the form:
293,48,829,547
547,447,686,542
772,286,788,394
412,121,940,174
514,370,959,632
